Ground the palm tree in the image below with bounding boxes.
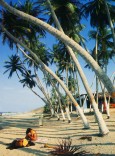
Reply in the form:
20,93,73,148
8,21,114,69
25,39,50,66
0,0,45,49
4,55,24,79
45,72,71,122
81,0,115,50
88,27,114,103
46,0,110,135
3,53,50,108
51,42,73,87
0,0,114,96
88,28,114,68
20,70,36,88
17,44,55,117
2,26,90,129
1,0,53,113
47,0,82,35
0,0,114,133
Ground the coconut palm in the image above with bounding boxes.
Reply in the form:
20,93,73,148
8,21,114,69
88,27,114,117
0,0,45,49
51,42,79,111
20,70,36,88
4,55,24,78
0,0,113,133
25,39,50,66
0,0,115,132
51,42,73,87
88,28,114,68
46,0,112,135
0,0,114,95
3,53,49,106
81,0,115,49
1,0,52,110
2,25,90,129
47,0,82,36
18,44,55,116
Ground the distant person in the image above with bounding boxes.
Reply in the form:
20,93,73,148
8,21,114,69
25,128,37,141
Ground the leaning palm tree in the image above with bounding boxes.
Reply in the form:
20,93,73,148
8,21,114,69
1,25,90,129
46,0,109,135
1,0,53,116
0,0,114,134
4,54,48,104
0,0,45,49
17,44,55,117
88,27,114,117
47,0,82,35
88,27,114,103
1,0,53,112
0,0,114,97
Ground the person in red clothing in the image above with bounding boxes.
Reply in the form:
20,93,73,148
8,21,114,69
25,128,37,141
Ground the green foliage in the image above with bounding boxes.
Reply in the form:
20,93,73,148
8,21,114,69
48,0,82,34
25,40,50,67
81,0,115,28
0,0,45,49
4,55,24,78
20,70,36,88
85,27,114,69
43,103,51,113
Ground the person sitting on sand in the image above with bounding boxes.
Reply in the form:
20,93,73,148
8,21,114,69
6,138,35,150
25,128,37,141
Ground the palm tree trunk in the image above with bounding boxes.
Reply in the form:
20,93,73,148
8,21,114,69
99,80,110,118
95,32,99,104
66,66,69,88
1,26,90,129
55,111,60,121
65,106,71,123
0,1,115,96
18,45,55,117
70,102,73,114
60,107,66,121
104,0,115,49
18,46,51,101
46,72,72,122
30,88,48,105
76,71,82,107
35,74,55,117
46,0,109,135
16,69,47,105
75,71,81,115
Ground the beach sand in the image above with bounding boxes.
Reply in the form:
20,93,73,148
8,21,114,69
0,108,115,156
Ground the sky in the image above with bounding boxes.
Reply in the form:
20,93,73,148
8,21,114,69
0,0,115,113
0,41,45,112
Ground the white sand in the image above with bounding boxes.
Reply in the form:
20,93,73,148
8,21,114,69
0,109,115,156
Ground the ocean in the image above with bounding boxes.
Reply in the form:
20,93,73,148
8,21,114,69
0,112,18,116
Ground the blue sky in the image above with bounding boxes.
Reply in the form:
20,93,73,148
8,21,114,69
0,0,115,112
0,39,45,112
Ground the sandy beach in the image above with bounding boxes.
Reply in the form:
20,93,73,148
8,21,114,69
0,108,115,156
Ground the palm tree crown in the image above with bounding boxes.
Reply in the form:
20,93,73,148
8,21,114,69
81,0,115,28
4,55,24,78
0,0,45,49
20,70,36,88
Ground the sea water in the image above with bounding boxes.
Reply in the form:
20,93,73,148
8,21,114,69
0,112,18,116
